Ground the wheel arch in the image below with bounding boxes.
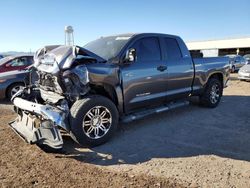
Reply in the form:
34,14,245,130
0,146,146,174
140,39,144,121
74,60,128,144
89,83,124,114
207,72,223,87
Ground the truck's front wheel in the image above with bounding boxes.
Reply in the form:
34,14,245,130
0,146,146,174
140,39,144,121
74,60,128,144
70,95,118,147
199,78,223,108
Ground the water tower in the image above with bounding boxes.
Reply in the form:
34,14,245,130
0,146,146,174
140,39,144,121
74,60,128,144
64,26,74,46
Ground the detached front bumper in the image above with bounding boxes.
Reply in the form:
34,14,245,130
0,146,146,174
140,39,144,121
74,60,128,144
9,97,65,149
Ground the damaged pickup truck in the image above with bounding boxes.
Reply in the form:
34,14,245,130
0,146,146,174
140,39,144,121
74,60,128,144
9,33,230,150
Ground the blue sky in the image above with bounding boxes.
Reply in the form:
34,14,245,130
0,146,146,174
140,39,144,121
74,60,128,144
0,0,249,52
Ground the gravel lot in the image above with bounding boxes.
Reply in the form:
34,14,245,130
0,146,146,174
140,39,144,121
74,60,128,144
0,74,250,187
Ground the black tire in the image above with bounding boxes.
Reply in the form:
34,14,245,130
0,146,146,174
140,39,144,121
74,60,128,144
70,95,119,147
7,83,24,99
199,78,223,108
231,66,235,73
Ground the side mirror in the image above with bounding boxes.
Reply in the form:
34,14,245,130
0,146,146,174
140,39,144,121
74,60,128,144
125,48,136,63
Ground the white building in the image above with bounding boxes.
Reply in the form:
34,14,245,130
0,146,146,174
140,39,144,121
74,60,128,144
186,37,250,57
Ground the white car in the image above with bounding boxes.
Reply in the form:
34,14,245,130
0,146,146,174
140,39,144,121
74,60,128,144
238,61,250,81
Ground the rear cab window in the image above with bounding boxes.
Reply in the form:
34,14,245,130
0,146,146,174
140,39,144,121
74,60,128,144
163,38,182,60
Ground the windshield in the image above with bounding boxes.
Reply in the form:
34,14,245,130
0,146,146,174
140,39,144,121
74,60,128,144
83,36,131,60
0,56,13,66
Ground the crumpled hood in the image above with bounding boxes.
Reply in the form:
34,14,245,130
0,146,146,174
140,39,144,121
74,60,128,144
239,64,250,73
33,45,105,74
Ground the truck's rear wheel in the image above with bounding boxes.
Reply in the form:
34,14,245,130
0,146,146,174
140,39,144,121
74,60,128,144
199,78,222,108
70,95,118,147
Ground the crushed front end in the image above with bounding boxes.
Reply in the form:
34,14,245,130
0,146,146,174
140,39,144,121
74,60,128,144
10,91,67,149
9,45,102,149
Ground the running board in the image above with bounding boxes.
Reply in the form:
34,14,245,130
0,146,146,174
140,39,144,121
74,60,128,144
121,100,189,123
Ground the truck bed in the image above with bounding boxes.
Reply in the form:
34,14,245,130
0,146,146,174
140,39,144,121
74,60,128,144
192,57,230,92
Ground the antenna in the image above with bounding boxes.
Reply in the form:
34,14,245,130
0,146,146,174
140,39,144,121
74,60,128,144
64,26,74,46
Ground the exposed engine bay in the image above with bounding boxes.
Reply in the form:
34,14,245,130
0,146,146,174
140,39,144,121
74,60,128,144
34,45,103,101
9,45,106,149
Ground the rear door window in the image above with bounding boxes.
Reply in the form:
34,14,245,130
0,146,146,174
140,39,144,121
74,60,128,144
164,38,182,60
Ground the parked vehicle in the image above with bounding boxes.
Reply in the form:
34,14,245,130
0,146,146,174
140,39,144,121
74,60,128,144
0,70,29,99
0,55,4,59
9,33,230,150
0,54,34,73
243,54,250,64
238,61,250,81
225,55,246,73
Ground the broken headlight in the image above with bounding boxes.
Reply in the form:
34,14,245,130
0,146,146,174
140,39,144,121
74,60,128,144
62,65,89,98
63,65,89,86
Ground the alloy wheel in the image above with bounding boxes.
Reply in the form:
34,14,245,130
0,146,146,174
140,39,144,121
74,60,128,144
82,106,112,139
210,84,220,104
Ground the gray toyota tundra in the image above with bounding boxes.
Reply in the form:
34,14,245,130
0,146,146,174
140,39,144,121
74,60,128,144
9,33,230,150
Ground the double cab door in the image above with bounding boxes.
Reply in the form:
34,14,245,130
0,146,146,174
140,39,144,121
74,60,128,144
121,35,194,113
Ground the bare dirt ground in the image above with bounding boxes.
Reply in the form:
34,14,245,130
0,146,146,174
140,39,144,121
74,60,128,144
0,74,250,187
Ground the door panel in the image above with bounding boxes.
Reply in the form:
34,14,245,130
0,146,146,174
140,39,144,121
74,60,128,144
166,58,194,100
162,37,194,101
121,37,168,113
121,61,168,112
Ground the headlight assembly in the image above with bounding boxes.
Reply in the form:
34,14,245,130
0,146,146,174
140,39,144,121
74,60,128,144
63,65,89,86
